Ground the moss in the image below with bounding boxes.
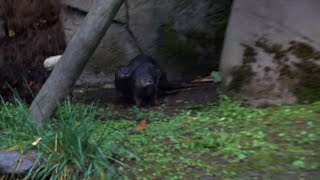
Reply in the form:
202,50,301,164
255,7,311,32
253,39,320,102
288,41,315,60
232,38,320,103
294,61,320,102
184,29,215,47
161,25,215,76
264,66,271,73
287,41,320,61
295,61,318,73
280,65,295,79
228,44,257,91
295,74,320,103
313,51,320,60
229,65,255,92
256,38,281,54
161,25,198,63
249,152,285,170
280,60,320,103
241,44,257,64
255,38,287,61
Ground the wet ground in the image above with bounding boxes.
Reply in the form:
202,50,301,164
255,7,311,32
73,83,217,115
72,83,320,179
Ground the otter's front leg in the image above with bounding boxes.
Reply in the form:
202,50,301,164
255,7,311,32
133,92,143,107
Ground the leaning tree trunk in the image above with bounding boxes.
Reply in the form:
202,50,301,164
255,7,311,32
30,0,124,127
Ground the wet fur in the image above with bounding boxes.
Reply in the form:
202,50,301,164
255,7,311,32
115,54,195,97
115,54,204,107
115,54,157,98
130,62,161,107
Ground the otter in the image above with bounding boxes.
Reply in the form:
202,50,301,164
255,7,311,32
115,54,197,99
130,61,162,107
115,65,132,98
115,54,158,98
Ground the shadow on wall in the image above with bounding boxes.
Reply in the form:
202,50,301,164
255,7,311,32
158,0,233,81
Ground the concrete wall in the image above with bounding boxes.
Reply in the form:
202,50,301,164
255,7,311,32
220,0,320,106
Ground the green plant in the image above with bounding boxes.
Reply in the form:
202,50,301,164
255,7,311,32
210,71,222,83
0,99,129,179
1,96,320,179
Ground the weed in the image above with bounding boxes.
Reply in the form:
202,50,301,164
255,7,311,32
1,96,320,179
92,96,320,179
0,99,128,179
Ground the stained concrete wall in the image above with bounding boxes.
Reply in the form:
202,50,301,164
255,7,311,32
60,0,232,85
220,0,320,106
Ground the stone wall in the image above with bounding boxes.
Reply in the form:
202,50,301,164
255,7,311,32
220,0,320,106
60,0,232,85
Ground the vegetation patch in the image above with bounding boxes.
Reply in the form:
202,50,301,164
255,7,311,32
289,41,316,60
161,25,215,76
237,38,320,103
229,65,255,92
242,44,257,64
161,25,198,64
280,65,295,79
0,100,127,179
290,46,320,102
295,67,320,103
229,44,257,91
1,97,320,179
92,97,320,179
255,38,288,61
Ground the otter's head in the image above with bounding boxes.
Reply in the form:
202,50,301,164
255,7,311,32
135,75,155,87
116,66,131,79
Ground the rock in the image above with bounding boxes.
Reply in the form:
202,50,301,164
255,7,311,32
60,0,232,84
0,150,43,177
220,0,320,106
62,0,93,12
43,55,62,71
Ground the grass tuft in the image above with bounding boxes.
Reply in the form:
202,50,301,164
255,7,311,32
0,99,128,179
1,96,319,179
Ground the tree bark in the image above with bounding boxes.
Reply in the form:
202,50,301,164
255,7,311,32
29,0,124,126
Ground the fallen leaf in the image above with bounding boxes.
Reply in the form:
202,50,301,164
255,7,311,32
8,30,15,38
135,120,147,131
32,137,42,146
191,76,213,83
294,120,305,125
